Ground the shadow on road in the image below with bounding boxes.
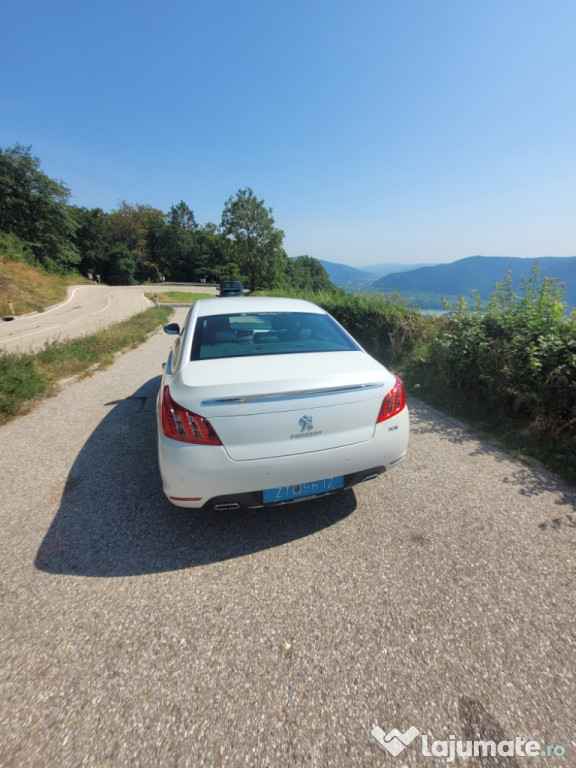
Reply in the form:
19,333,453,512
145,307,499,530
35,377,356,577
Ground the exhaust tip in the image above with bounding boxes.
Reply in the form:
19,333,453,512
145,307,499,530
213,502,241,512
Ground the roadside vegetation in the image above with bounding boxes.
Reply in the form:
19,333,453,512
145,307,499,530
401,268,576,485
0,305,172,423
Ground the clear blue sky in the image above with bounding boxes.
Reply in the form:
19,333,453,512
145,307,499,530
2,0,575,267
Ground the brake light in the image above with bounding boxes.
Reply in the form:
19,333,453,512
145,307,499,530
376,376,406,422
161,386,222,445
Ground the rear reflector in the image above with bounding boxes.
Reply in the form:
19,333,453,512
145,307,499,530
376,376,406,423
161,386,222,445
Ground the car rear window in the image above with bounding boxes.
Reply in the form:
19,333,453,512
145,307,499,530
191,312,360,360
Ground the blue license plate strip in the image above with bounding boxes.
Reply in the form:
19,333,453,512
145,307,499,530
263,475,344,504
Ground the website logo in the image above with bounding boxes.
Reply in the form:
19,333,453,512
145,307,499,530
370,723,566,762
371,726,419,756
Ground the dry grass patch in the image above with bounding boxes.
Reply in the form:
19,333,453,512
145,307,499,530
0,258,81,316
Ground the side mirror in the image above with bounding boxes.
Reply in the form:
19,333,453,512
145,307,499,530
163,323,181,335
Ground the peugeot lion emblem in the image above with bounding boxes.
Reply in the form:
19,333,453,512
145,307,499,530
290,415,321,440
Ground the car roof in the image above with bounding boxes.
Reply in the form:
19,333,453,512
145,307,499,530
194,296,326,317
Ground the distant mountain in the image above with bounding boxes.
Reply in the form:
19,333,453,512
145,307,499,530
317,260,378,290
371,255,576,309
360,262,437,277
317,259,430,291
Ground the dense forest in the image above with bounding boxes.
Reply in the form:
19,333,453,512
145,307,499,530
0,144,336,293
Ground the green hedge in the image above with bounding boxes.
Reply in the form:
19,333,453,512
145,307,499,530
425,268,576,439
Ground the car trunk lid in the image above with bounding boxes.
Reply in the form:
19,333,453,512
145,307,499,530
174,352,393,460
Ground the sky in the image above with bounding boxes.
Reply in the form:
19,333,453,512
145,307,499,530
1,0,575,267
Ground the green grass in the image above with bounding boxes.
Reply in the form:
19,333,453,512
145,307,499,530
0,305,172,423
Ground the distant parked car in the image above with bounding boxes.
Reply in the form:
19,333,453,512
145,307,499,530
157,297,409,510
219,280,243,296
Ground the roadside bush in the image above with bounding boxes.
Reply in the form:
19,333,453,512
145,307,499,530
0,353,48,421
0,232,33,264
426,267,576,439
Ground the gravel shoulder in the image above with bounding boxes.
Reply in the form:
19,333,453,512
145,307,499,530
0,314,574,767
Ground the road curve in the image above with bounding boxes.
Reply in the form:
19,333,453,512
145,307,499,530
0,312,574,767
0,284,217,353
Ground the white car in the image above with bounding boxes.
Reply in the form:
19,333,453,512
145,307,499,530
157,297,409,509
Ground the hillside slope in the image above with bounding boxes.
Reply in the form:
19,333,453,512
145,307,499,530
317,260,377,290
317,259,431,291
360,262,436,276
0,258,73,316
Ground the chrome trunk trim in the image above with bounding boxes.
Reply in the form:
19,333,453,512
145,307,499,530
201,382,384,406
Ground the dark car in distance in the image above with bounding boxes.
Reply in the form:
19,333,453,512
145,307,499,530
219,281,244,297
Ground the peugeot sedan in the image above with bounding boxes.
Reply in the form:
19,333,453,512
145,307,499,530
157,297,408,509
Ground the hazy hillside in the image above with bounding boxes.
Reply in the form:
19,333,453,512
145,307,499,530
317,260,378,290
371,255,576,309
360,262,436,276
318,259,429,291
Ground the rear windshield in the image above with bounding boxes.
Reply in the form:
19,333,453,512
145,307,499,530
191,311,360,360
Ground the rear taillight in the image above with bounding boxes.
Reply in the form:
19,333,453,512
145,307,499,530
376,376,406,423
161,386,222,445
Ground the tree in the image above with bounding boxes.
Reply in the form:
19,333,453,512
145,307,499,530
107,244,136,285
289,255,337,293
108,201,166,281
191,224,235,283
168,200,197,232
221,188,285,291
157,201,198,280
72,206,114,279
0,144,79,271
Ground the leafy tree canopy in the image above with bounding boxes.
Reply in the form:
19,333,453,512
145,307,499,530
0,144,79,271
221,187,287,291
0,144,338,293
289,255,336,293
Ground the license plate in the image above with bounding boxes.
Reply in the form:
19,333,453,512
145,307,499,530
263,475,344,504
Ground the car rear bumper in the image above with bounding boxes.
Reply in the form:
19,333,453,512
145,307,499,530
203,465,389,510
157,408,409,509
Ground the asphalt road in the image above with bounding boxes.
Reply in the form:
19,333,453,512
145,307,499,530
0,284,217,353
0,310,574,767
